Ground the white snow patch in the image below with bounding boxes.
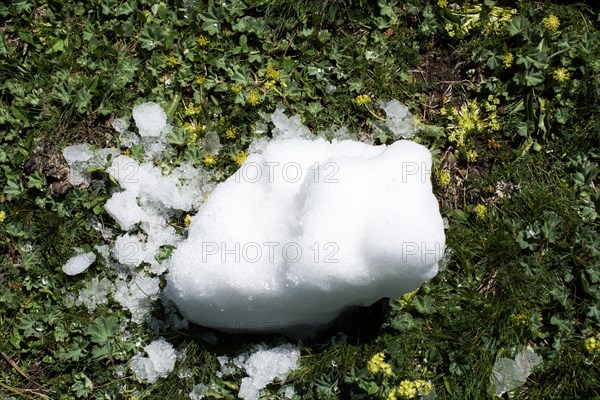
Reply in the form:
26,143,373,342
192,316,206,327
216,344,300,400
238,344,299,400
166,111,445,333
132,102,167,138
383,100,417,138
492,346,542,396
130,337,177,383
62,252,96,275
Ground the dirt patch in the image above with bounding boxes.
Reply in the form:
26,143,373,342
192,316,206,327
413,49,475,120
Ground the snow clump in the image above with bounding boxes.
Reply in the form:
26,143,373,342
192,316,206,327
166,109,445,333
129,337,177,384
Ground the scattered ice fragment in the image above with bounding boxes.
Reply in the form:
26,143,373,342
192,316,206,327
76,277,113,311
203,130,222,155
492,346,542,396
63,144,94,186
238,344,300,400
112,117,129,134
62,252,96,276
189,383,208,400
113,273,161,322
383,100,417,139
166,118,445,334
283,386,296,399
63,144,94,164
132,102,167,138
129,338,176,384
271,108,312,139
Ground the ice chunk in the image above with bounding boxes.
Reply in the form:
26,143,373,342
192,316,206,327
166,114,445,334
238,344,300,400
112,117,129,134
384,100,417,139
114,273,161,322
130,338,177,383
271,108,312,139
63,144,95,186
492,346,542,396
132,102,167,138
62,252,96,275
203,130,222,155
76,277,113,311
63,144,94,164
189,384,208,399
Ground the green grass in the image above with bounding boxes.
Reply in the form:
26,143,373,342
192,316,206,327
1,0,600,398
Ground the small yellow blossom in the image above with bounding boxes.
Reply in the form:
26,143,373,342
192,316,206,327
553,67,570,83
395,380,432,399
247,90,262,106
503,52,514,68
0,210,6,223
187,130,198,145
230,83,243,94
264,80,276,90
196,75,206,85
266,66,280,80
122,148,131,157
166,54,179,68
226,127,238,140
367,352,393,376
445,22,456,37
354,94,372,106
466,149,478,163
543,14,560,32
184,214,192,227
474,203,487,220
196,35,210,47
439,170,451,187
437,0,448,8
233,150,248,167
585,333,600,353
203,154,217,167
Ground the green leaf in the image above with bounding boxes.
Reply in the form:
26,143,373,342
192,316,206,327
413,295,433,314
4,177,23,199
86,316,119,345
506,16,529,37
524,70,544,87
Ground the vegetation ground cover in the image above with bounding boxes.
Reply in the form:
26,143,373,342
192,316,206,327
1,0,599,398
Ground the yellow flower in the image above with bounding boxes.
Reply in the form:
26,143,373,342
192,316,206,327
397,380,417,399
187,129,198,145
553,67,570,83
354,94,372,106
0,210,5,223
247,90,262,106
122,148,131,157
367,352,393,376
474,204,487,220
395,380,432,399
264,80,276,90
437,0,447,8
230,83,243,94
196,75,206,85
585,333,600,353
196,35,210,47
184,214,192,227
543,14,560,32
503,52,514,68
203,154,217,167
266,66,280,80
226,127,237,140
439,170,451,187
166,54,179,68
233,150,248,167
